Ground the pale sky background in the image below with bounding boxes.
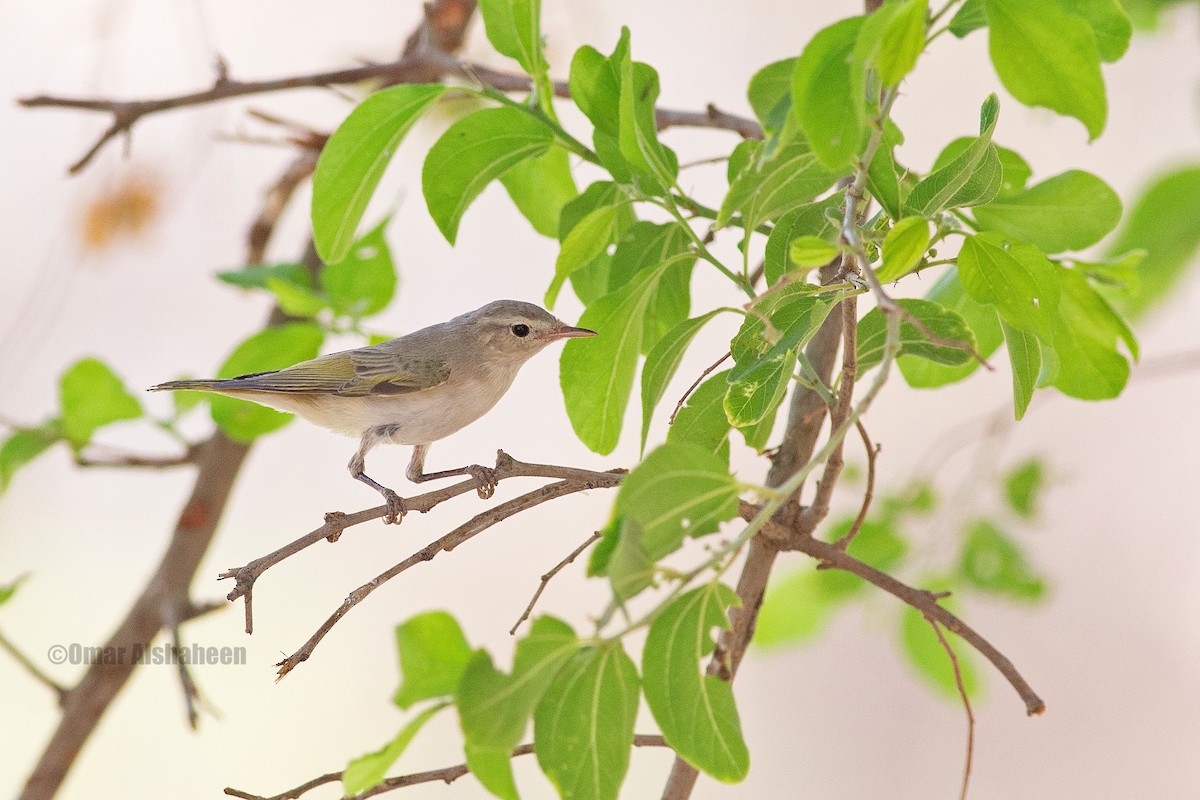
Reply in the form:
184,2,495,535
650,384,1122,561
1,1,1199,799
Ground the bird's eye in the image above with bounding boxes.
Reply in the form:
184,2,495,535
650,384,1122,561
511,323,531,337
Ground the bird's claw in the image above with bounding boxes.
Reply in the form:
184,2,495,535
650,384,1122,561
381,489,407,524
469,465,498,500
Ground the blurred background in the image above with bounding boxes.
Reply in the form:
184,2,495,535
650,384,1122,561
1,1,1198,798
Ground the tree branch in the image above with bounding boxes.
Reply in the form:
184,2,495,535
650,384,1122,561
0,628,69,703
224,735,669,800
929,617,976,800
20,46,761,175
273,466,624,679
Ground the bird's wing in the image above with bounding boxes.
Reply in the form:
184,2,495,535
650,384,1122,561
225,346,450,396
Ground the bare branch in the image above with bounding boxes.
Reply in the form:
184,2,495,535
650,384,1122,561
225,735,668,800
510,531,602,635
273,468,624,679
740,499,1046,716
219,451,624,634
929,617,976,800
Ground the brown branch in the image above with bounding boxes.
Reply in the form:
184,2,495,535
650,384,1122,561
833,420,880,551
273,469,624,679
510,531,602,635
740,499,1046,716
929,617,976,800
20,31,760,174
219,452,624,634
225,735,668,800
74,446,196,469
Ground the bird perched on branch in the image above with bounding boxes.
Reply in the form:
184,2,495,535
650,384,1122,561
150,300,595,523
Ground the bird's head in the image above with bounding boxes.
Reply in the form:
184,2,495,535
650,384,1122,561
457,300,596,365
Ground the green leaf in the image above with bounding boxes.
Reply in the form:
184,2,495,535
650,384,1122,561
985,0,1106,139
859,0,929,89
607,222,696,353
764,198,841,285
747,58,796,135
478,0,549,95
1104,165,1200,318
1040,268,1135,400
611,442,738,563
666,371,733,466
1004,459,1046,518
210,323,324,442
1062,0,1132,62
959,519,1046,599
866,121,906,220
558,182,636,305
547,203,628,308
791,16,868,170
905,95,1001,215
422,107,556,243
718,135,846,231
994,145,1033,196
956,232,1061,337
857,299,977,371
1,428,58,492
788,236,841,268
616,35,679,191
265,277,328,319
465,743,519,800
59,358,142,447
217,261,312,291
569,42,622,137
1001,319,1040,419
393,612,473,709
534,643,639,800
458,617,578,757
899,268,1004,388
343,703,447,795
322,218,397,319
875,216,932,283
643,583,749,782
725,348,796,429
640,310,724,453
500,146,578,238
900,598,982,701
949,0,988,36
0,573,28,607
561,260,677,454
313,84,447,262
972,170,1122,253
727,289,836,427
1073,250,1144,291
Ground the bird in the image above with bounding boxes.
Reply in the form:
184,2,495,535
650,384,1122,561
149,300,596,523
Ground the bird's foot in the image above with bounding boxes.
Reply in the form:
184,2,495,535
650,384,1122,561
468,465,498,499
381,489,407,525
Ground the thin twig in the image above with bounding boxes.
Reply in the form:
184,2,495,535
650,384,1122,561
668,351,731,425
224,735,669,800
510,531,602,635
833,420,880,551
0,629,68,704
273,473,623,679
929,617,976,800
74,446,195,469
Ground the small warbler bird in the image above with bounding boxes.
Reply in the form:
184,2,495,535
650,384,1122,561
150,300,595,523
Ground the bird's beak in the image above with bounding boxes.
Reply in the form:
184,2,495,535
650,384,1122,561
544,324,597,341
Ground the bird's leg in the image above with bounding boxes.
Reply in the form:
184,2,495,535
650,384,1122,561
348,431,406,524
406,443,498,500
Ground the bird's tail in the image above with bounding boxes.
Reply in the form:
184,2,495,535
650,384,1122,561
147,378,224,392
